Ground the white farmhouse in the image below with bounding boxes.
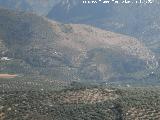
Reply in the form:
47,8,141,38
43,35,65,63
1,57,11,61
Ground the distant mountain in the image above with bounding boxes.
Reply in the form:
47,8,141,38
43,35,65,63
47,2,160,58
0,0,60,15
0,1,160,58
0,8,158,82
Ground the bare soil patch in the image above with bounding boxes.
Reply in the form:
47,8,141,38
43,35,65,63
0,74,17,79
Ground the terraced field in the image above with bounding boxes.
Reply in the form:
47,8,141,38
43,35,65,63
50,88,118,104
126,107,160,120
0,85,160,120
0,76,69,92
0,87,118,120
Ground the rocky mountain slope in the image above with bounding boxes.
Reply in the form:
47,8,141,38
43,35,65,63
47,1,160,57
0,8,158,83
0,0,159,58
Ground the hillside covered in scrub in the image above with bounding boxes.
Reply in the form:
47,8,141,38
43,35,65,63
1,85,160,120
0,8,158,83
0,0,159,58
0,2,160,120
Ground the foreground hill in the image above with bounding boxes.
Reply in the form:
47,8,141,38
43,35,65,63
1,85,160,120
0,8,158,83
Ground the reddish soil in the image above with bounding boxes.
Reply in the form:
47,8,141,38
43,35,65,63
0,74,17,79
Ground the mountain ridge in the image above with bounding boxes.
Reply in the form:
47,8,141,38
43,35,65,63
0,1,159,58
0,8,158,82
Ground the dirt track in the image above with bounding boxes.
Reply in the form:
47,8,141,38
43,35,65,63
0,74,17,79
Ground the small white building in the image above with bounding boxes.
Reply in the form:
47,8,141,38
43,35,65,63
126,84,131,87
1,57,11,61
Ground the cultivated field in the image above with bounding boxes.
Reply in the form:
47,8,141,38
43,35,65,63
0,74,17,79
